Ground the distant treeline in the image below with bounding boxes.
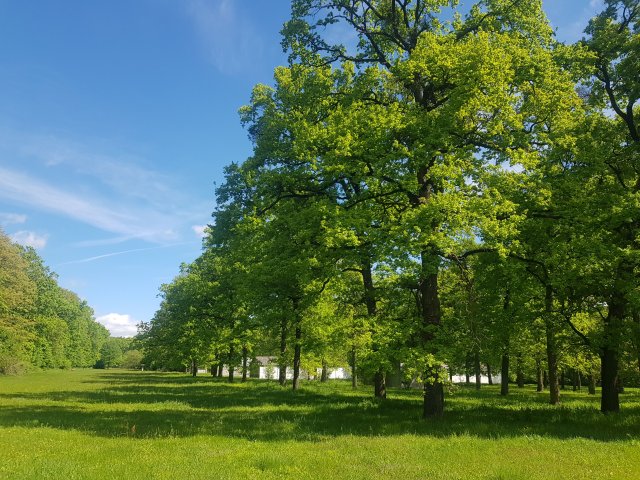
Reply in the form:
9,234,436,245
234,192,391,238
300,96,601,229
0,230,114,374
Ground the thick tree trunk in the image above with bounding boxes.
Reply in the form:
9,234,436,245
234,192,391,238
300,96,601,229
228,344,235,383
211,364,216,377
536,359,544,392
500,353,509,396
241,346,248,382
279,317,287,386
420,250,444,417
601,293,624,413
487,364,493,385
321,359,328,382
362,258,385,398
545,286,560,405
217,363,223,377
474,352,481,390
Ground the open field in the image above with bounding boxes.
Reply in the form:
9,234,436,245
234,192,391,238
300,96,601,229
0,369,639,479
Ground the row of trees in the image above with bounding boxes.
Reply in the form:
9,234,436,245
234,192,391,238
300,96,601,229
140,0,639,416
0,230,111,373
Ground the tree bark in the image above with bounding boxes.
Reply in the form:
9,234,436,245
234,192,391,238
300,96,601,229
601,293,624,413
292,322,302,391
351,347,358,388
374,368,386,399
279,317,287,386
560,371,566,390
545,285,560,405
474,351,481,390
588,373,596,395
420,259,444,416
191,359,197,377
228,344,235,383
536,359,544,392
500,353,509,396
516,355,525,388
487,363,493,385
211,364,216,377
217,363,223,377
241,346,248,382
321,359,328,382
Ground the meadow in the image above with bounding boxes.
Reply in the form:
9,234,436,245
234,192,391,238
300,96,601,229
0,369,639,479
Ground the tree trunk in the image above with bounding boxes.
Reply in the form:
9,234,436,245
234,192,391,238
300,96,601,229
228,344,235,383
634,311,640,383
588,373,596,395
420,252,444,417
374,368,386,399
351,347,357,388
560,371,566,390
545,285,560,405
500,353,509,396
474,351,481,390
217,363,223,377
543,370,549,386
321,359,328,382
211,364,216,377
516,355,525,388
571,369,577,391
465,371,470,386
279,317,287,386
487,364,493,385
191,359,197,377
577,371,582,391
241,346,248,382
536,359,544,392
601,293,624,413
292,306,302,391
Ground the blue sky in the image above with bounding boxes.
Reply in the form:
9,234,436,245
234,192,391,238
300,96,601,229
0,0,602,337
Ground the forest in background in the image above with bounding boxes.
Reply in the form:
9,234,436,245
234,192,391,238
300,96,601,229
139,0,640,417
0,230,138,373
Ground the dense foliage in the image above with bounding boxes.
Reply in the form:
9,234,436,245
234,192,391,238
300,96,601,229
141,0,640,416
0,230,111,373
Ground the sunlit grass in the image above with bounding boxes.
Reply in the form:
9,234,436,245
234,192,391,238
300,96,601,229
0,369,639,479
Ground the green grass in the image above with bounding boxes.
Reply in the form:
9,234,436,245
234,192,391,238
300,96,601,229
0,369,639,479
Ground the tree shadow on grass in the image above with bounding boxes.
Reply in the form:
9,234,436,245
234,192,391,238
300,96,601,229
1,372,638,442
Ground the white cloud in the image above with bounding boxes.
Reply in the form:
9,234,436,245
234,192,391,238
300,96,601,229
96,313,139,338
0,212,27,226
186,0,264,74
57,241,195,266
9,230,48,249
192,224,208,238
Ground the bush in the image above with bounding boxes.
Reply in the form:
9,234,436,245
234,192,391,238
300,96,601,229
0,355,30,375
93,359,106,369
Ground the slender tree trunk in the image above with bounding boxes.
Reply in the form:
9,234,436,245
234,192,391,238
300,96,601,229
191,359,197,377
474,352,481,390
211,364,216,377
577,371,582,391
516,355,525,388
545,285,560,405
228,344,235,383
217,363,223,377
292,303,302,391
560,371,566,390
588,373,596,395
321,359,328,382
351,347,358,388
241,346,248,382
374,369,386,399
501,353,509,396
465,371,470,386
487,364,493,385
536,359,544,392
601,293,624,413
279,317,287,386
572,369,577,391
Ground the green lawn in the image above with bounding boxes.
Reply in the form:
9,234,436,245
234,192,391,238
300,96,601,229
0,369,638,479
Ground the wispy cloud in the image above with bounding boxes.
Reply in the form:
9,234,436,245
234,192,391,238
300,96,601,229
96,313,139,337
0,212,27,226
9,230,48,249
186,0,265,75
57,242,197,266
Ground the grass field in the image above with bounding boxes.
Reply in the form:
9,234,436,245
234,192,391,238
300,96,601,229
0,369,639,479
